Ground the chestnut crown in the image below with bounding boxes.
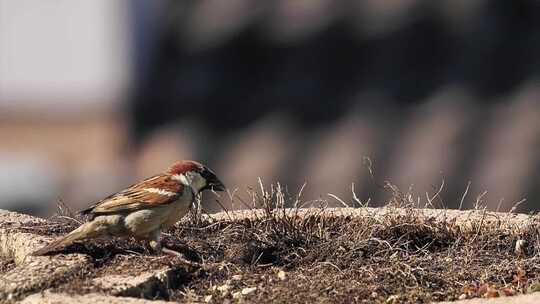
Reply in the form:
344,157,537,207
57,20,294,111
167,160,225,192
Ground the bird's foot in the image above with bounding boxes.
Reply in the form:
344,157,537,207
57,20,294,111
161,247,183,256
162,247,198,266
149,240,196,264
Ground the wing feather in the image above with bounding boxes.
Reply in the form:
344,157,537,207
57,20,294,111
80,174,184,216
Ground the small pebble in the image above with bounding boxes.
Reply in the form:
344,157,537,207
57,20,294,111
232,274,242,280
217,284,231,294
232,291,242,299
242,287,257,295
515,240,526,256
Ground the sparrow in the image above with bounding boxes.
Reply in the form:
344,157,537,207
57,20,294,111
32,160,225,256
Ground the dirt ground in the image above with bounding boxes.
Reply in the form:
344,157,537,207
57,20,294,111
0,260,15,274
3,185,540,303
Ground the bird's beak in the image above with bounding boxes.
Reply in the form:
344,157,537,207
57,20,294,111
203,170,226,192
208,177,226,192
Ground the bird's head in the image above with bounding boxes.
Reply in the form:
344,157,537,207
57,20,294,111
167,160,226,194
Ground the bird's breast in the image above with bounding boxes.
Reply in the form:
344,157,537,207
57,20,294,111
123,208,166,237
162,188,193,229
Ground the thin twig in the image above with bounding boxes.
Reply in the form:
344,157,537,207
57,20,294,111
327,193,350,208
509,198,527,213
459,181,471,210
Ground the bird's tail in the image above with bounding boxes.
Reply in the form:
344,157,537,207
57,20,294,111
31,223,91,256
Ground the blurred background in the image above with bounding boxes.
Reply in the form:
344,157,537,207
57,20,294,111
1,0,540,216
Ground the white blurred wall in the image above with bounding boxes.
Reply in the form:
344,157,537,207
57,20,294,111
0,0,131,111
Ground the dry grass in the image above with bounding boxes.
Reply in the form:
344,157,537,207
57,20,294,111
4,180,540,303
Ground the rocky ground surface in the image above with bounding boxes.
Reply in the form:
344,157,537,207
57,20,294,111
2,204,540,303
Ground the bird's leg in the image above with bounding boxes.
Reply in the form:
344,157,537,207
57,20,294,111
162,247,185,257
147,230,196,265
148,239,162,254
149,241,184,257
162,246,197,266
148,230,163,254
148,230,183,257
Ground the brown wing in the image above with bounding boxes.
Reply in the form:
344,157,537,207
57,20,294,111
80,174,184,216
